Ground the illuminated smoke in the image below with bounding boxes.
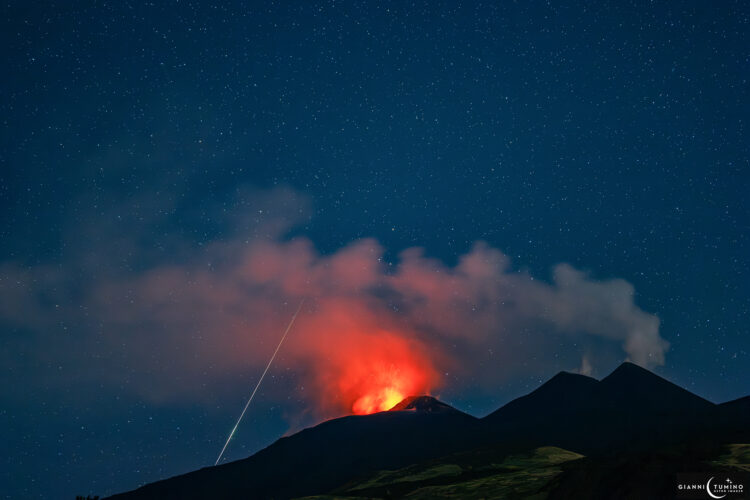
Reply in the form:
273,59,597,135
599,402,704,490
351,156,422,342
0,188,669,419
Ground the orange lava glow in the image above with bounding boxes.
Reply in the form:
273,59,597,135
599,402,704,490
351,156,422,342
335,331,439,415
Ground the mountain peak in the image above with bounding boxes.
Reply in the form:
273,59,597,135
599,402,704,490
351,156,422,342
600,361,713,409
533,370,599,395
601,361,668,386
485,369,599,422
388,395,458,413
548,370,597,384
608,360,649,375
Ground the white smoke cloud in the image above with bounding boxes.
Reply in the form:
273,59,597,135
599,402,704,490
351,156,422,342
0,186,669,411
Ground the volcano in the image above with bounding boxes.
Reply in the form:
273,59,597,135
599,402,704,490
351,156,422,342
106,363,749,499
388,395,462,413
108,395,476,499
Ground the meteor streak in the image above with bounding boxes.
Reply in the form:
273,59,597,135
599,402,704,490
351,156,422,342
214,299,305,466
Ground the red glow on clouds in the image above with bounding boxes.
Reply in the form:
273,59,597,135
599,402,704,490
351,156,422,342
0,187,669,417
41,208,664,408
286,299,441,417
337,332,438,414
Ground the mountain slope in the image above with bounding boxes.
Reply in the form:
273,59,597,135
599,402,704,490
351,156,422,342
108,399,477,499
331,446,584,500
485,371,599,422
106,363,749,499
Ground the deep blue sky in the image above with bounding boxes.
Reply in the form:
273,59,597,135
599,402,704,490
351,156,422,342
2,1,749,498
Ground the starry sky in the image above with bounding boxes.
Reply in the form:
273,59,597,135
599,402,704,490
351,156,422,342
2,1,749,498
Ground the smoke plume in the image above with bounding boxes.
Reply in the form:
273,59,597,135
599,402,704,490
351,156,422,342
0,187,668,418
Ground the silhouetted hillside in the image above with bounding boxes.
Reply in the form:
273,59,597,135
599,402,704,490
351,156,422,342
481,361,733,455
106,363,749,499
107,398,476,499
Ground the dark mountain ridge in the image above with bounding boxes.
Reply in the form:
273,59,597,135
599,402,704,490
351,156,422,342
107,362,748,499
481,361,723,455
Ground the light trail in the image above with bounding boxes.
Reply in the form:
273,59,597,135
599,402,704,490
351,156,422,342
214,299,305,466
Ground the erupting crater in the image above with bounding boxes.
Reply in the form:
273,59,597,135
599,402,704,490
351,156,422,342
333,332,440,415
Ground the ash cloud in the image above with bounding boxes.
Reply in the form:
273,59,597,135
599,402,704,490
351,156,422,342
0,186,668,417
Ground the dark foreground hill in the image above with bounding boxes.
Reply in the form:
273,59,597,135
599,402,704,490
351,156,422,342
106,362,749,499
108,396,476,499
318,443,750,499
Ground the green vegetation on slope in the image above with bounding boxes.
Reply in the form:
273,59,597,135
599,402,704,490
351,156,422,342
295,444,750,500
297,446,583,500
711,443,750,472
402,447,583,500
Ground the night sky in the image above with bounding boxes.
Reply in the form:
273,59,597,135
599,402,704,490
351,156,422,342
2,1,749,498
